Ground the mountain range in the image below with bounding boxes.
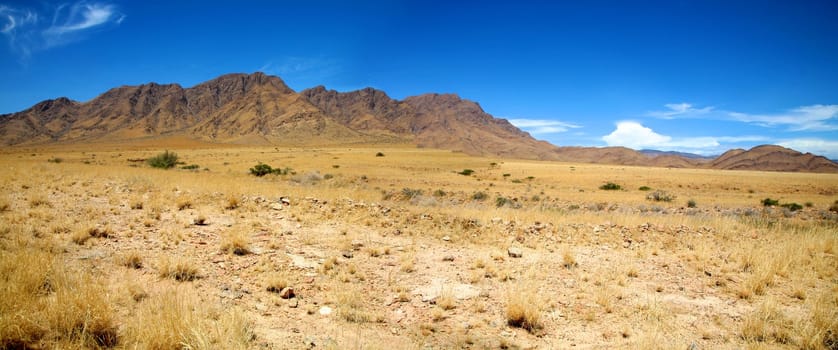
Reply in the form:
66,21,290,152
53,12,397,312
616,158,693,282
1,72,836,173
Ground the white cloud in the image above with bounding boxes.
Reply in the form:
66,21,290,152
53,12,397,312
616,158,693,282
602,121,771,155
729,104,838,131
602,121,671,148
508,119,581,134
0,2,123,58
647,102,714,119
777,139,838,159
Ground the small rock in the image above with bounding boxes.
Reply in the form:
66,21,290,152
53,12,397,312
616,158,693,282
342,251,354,259
319,306,333,316
507,246,523,258
491,217,503,224
351,240,364,250
288,299,299,308
279,287,295,299
442,235,450,241
270,203,283,211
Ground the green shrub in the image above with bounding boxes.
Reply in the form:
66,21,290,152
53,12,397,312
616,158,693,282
780,203,803,212
458,169,475,176
433,189,446,197
600,182,621,191
147,150,179,169
250,163,273,177
249,163,290,177
762,198,779,207
181,164,200,170
638,186,651,191
472,191,488,201
47,157,63,163
646,190,675,202
687,199,697,208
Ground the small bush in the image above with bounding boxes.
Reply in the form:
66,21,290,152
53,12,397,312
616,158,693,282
158,257,200,281
180,164,200,170
780,202,802,212
220,229,250,255
472,191,488,201
507,287,542,333
458,169,475,176
147,150,179,169
638,186,651,191
830,200,838,213
687,199,697,208
402,188,423,200
249,163,273,177
502,173,511,178
762,198,779,207
375,152,385,157
599,182,621,190
47,157,63,163
433,189,446,197
646,190,675,202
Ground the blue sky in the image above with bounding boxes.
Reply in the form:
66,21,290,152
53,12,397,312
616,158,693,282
1,1,837,158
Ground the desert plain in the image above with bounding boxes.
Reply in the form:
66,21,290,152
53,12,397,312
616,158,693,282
1,141,836,349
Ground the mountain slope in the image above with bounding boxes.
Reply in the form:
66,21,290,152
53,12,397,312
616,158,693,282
1,72,836,173
710,145,838,173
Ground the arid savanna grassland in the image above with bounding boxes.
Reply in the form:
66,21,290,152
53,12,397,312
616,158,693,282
1,142,836,349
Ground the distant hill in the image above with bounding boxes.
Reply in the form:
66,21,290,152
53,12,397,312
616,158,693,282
640,149,715,160
2,72,836,173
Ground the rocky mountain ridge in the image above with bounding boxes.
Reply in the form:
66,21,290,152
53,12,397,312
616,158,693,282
2,72,836,173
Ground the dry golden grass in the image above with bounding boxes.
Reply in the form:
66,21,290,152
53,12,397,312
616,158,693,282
506,282,543,333
220,228,250,255
1,144,836,349
157,256,200,281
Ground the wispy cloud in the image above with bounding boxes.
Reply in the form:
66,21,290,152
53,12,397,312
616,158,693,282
650,102,838,132
508,118,581,134
647,102,714,119
258,56,342,86
602,121,769,155
0,2,123,59
777,138,838,159
729,104,838,131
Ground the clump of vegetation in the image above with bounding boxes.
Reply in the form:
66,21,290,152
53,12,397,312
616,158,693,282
472,191,488,201
220,229,250,255
433,189,446,197
780,202,803,212
830,200,838,213
687,199,697,208
158,257,200,281
646,190,676,202
638,186,651,191
402,188,423,200
147,150,179,169
458,169,475,176
180,164,200,170
600,182,621,190
762,198,780,207
47,157,63,163
506,286,542,333
375,152,385,157
495,196,520,208
249,163,290,177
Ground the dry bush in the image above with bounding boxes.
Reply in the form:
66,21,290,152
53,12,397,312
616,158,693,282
224,193,240,210
265,273,289,293
0,247,117,349
220,228,250,255
436,287,457,310
176,197,193,211
121,290,253,349
741,299,795,345
506,283,543,333
157,256,200,281
336,288,382,324
118,251,143,269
